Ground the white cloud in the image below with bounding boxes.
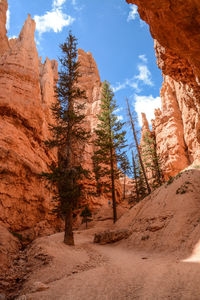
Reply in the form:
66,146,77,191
6,8,10,30
117,115,124,121
139,54,147,63
53,0,66,8
111,55,153,94
129,81,140,90
127,4,148,28
111,78,140,93
134,94,161,126
35,37,41,46
8,35,17,40
34,9,74,36
112,81,127,93
135,65,153,86
114,108,123,114
127,5,138,22
34,0,75,36
114,109,124,122
71,0,83,11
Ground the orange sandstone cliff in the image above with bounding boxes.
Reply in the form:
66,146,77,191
0,0,9,55
127,0,200,178
0,2,122,237
0,8,62,238
77,49,122,207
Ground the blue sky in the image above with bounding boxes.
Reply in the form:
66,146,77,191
6,0,163,146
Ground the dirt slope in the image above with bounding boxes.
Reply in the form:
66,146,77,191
6,168,200,299
16,228,200,300
116,168,200,256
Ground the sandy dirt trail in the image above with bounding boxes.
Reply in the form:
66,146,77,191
25,229,200,300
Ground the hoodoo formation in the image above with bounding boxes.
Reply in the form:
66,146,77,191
1,0,200,299
0,2,121,240
1,0,199,237
128,0,200,178
0,11,61,238
77,49,122,207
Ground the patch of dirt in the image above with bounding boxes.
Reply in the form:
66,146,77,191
3,169,200,299
14,230,200,300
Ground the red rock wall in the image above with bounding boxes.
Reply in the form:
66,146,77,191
140,113,151,143
0,11,62,238
127,0,200,178
127,0,200,85
0,0,9,54
140,113,155,181
77,49,122,207
0,3,122,236
152,77,190,178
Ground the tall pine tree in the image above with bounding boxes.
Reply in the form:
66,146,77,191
131,152,148,202
121,158,131,200
42,32,90,245
92,81,128,223
126,98,151,195
131,151,140,203
142,131,163,189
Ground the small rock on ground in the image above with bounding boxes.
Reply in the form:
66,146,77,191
94,229,131,245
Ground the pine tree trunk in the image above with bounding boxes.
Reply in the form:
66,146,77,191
108,110,117,223
86,219,88,229
63,98,74,245
64,207,74,245
126,99,151,195
132,151,139,202
152,135,163,186
110,149,117,223
111,169,117,223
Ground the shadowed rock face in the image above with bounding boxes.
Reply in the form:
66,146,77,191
127,0,200,85
127,0,200,177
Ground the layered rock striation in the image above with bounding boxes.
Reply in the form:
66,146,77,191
127,0,200,177
0,8,61,238
152,77,190,178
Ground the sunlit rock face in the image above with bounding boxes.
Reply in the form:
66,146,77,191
140,113,156,181
127,0,200,177
0,1,122,237
77,49,122,207
140,112,151,143
0,6,62,238
152,76,190,179
155,42,200,169
0,0,9,54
